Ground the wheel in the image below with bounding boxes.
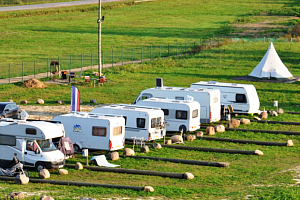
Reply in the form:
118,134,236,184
179,125,187,134
22,170,30,177
73,144,80,153
35,162,46,172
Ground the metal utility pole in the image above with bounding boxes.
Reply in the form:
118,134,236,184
98,0,102,78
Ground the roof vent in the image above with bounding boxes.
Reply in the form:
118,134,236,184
208,81,218,84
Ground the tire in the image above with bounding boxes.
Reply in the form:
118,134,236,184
73,144,80,153
35,162,46,172
179,125,187,134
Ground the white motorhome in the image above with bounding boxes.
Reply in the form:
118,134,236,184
0,119,65,171
190,81,260,114
133,87,220,123
90,104,165,141
135,98,200,133
51,112,126,152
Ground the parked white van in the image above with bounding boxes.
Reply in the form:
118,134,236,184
90,104,166,141
0,119,65,171
135,98,200,133
51,112,126,152
190,81,260,114
133,87,220,123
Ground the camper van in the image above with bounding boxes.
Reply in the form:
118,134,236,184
133,87,220,123
90,104,166,141
51,112,126,152
190,81,260,114
0,119,65,171
135,98,200,133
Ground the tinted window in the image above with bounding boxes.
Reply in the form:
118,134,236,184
92,126,107,137
137,118,145,128
162,109,169,116
176,110,187,119
151,118,156,128
236,94,247,103
0,135,16,146
26,128,37,135
175,96,184,100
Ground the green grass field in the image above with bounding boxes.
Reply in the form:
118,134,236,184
1,0,300,199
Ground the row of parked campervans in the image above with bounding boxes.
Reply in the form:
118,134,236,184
0,79,260,172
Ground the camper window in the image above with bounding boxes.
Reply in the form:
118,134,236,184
162,109,169,116
176,110,187,120
175,96,184,100
151,117,162,128
137,118,145,128
236,94,247,103
26,128,37,135
36,139,56,152
0,135,16,146
113,126,123,136
26,140,38,151
192,109,198,118
92,126,107,137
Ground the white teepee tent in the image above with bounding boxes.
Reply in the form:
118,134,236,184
248,42,295,81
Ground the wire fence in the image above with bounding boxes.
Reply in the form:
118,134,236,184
1,37,299,84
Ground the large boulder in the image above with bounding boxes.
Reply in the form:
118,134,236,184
259,111,268,119
40,195,55,200
196,131,204,137
14,173,29,185
183,172,194,180
108,151,119,161
270,111,278,117
152,143,162,149
59,169,68,175
228,119,240,128
170,135,183,143
240,118,250,125
39,169,50,179
185,135,195,141
140,145,150,153
214,125,225,132
165,139,172,145
143,186,154,192
6,192,24,199
205,126,215,135
123,148,135,156
36,99,44,104
278,108,284,114
75,162,83,170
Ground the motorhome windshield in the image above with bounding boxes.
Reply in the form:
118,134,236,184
36,139,57,152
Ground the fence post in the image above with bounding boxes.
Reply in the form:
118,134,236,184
22,62,24,81
141,47,143,63
91,52,93,69
46,58,49,78
9,63,10,84
69,55,72,72
132,48,134,64
112,49,114,68
34,60,36,78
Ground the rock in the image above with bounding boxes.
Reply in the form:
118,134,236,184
254,150,264,156
183,172,194,180
123,148,135,156
56,100,64,105
7,99,14,102
214,125,225,132
14,173,29,185
185,135,194,141
205,126,215,135
259,111,268,119
40,195,55,200
170,135,183,143
278,108,284,114
90,99,97,104
219,162,230,167
143,186,154,192
59,169,68,175
6,192,24,199
254,117,261,121
165,139,172,145
75,162,83,170
287,140,293,147
270,111,278,117
196,131,204,137
36,99,44,104
240,118,250,125
140,145,149,153
20,100,27,104
152,143,162,149
108,151,119,161
39,169,50,179
192,135,196,140
228,119,240,128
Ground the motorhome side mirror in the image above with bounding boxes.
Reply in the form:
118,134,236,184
35,149,40,154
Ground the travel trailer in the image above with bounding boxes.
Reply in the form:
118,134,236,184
133,87,220,123
90,104,166,141
0,119,65,171
51,112,126,152
135,98,200,133
190,81,260,114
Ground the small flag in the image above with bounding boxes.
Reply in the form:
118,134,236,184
71,85,80,112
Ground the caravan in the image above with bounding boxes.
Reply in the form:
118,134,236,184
51,112,126,152
90,104,165,141
190,81,260,114
0,119,65,171
135,98,200,133
133,87,220,123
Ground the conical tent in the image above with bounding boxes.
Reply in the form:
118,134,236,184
248,42,295,81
